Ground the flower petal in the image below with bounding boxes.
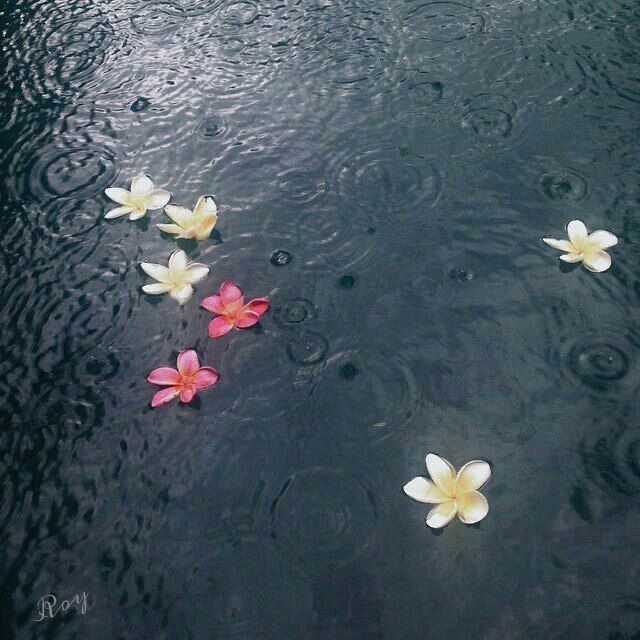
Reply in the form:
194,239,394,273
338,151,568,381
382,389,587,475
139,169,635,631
156,223,184,236
140,262,171,283
193,220,216,239
131,175,154,196
105,187,131,205
426,453,456,496
142,282,173,294
146,189,171,209
220,280,243,305
542,238,573,252
194,195,218,217
235,310,260,328
426,500,457,528
582,250,611,273
588,230,618,250
151,386,181,407
164,204,192,227
193,366,219,389
246,297,269,316
567,220,588,243
208,316,234,338
105,206,134,219
186,263,210,283
201,294,225,314
455,460,491,493
559,253,582,263
169,250,188,274
403,477,451,504
147,367,181,385
456,490,489,524
177,349,200,377
128,205,147,220
180,387,196,403
170,283,194,304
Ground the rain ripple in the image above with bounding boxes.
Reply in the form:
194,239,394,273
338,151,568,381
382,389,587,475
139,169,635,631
270,467,378,571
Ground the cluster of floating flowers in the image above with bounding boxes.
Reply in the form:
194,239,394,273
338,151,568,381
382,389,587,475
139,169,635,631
105,176,268,407
404,219,618,528
107,178,619,528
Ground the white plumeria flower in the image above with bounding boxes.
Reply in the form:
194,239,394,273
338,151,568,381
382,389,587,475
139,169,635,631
104,175,171,221
157,195,218,240
140,250,209,305
404,453,491,529
543,220,617,273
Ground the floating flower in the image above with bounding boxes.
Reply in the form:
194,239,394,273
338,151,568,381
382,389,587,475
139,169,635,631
201,280,269,338
104,175,171,220
156,195,218,240
147,349,219,407
404,453,491,528
543,220,617,272
141,250,209,305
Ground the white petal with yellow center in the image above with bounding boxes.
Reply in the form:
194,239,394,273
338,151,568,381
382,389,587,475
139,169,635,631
169,250,188,275
140,262,171,283
171,283,194,304
164,205,193,227
455,490,489,524
194,195,218,217
425,453,456,496
128,204,147,220
403,477,451,504
131,175,153,196
426,500,457,528
104,206,134,219
559,253,582,263
588,230,617,249
156,223,186,236
186,263,210,283
142,282,173,294
146,189,171,209
105,188,132,205
567,219,588,243
582,250,611,273
542,238,573,251
455,460,491,494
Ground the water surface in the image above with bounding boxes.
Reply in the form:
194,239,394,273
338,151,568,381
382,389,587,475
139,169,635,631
1,0,640,638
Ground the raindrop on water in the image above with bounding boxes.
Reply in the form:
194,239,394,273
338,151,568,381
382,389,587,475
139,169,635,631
130,97,151,112
270,250,292,266
449,267,473,282
287,331,328,365
339,275,356,289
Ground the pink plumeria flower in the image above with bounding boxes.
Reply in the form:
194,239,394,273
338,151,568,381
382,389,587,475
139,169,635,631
201,280,269,339
147,349,219,407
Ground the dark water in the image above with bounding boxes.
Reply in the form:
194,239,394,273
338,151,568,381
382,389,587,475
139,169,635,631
1,0,640,638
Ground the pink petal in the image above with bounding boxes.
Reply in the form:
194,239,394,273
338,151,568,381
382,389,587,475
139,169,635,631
235,310,260,328
220,280,243,305
193,366,219,389
151,386,181,407
201,294,225,314
177,349,200,377
147,367,181,386
246,297,269,316
208,316,235,338
225,297,245,316
180,387,196,403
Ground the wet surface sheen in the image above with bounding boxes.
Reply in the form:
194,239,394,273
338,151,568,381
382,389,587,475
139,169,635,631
0,0,639,638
